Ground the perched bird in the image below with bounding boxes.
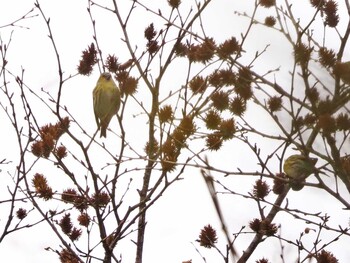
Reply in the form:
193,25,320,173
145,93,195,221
93,72,121,137
283,154,318,191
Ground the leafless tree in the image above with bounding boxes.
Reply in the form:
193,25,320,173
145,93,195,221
1,1,350,263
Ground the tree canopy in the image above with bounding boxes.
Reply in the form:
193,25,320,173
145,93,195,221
1,1,350,262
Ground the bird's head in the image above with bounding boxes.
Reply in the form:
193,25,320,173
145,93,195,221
101,72,112,80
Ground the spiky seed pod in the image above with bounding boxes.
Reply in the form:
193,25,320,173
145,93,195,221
16,208,27,220
324,0,339,28
318,47,336,68
197,225,218,248
167,0,181,8
211,91,229,111
264,16,276,27
253,179,270,199
259,0,275,8
189,76,207,93
159,105,173,123
267,96,282,112
205,110,222,130
77,43,97,75
230,96,247,116
316,250,339,263
217,37,240,59
77,213,90,227
59,213,73,235
206,132,223,151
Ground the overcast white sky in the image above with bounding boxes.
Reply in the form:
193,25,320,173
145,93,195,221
1,1,350,262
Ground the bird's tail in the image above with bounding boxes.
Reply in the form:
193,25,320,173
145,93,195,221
100,124,107,138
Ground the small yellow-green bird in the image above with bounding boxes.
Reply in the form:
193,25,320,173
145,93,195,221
93,72,121,138
283,154,318,191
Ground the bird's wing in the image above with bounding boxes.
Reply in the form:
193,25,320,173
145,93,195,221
93,84,101,127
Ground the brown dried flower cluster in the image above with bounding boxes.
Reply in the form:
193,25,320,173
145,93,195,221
249,218,277,236
316,99,335,115
31,117,69,159
310,0,325,8
161,116,195,171
306,87,320,104
310,0,339,27
318,114,336,134
324,1,339,27
211,91,229,111
253,179,270,199
205,110,222,130
188,66,245,151
175,37,239,63
116,70,138,96
219,118,236,140
167,0,181,8
105,55,120,73
158,105,174,123
197,224,218,248
145,23,157,41
259,0,275,8
145,23,159,55
205,116,236,151
91,191,110,207
61,188,90,211
106,55,134,76
318,47,336,68
59,248,80,263
55,145,67,160
217,37,240,59
294,42,312,66
189,76,208,94
336,113,350,131
205,132,223,151
59,213,73,235
267,96,282,112
201,66,251,124
61,188,78,204
77,213,90,227
174,42,187,57
292,116,304,131
316,250,338,263
144,139,160,159
264,16,276,27
161,139,178,172
32,173,53,200
230,96,247,116
70,227,83,241
178,116,196,136
77,43,97,75
235,67,253,100
292,113,317,130
73,194,89,211
16,208,27,220
209,69,236,88
59,213,82,241
188,38,216,64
